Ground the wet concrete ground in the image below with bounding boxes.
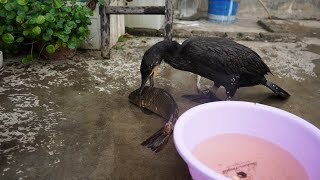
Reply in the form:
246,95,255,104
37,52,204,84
1,32,320,178
127,18,320,43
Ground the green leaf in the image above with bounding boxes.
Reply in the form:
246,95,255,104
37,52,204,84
21,23,28,28
28,18,36,24
16,15,24,23
118,35,128,42
89,10,94,16
6,25,14,32
16,37,24,43
36,15,46,24
62,6,71,13
98,0,106,5
56,20,64,28
45,13,55,22
42,33,51,41
0,9,7,17
46,28,53,35
4,3,13,11
55,40,61,49
21,55,32,64
53,0,63,9
59,34,69,42
40,5,47,11
112,44,124,50
78,26,86,34
2,33,14,44
17,0,28,6
86,18,91,25
17,10,26,16
66,21,76,28
23,29,30,36
74,12,80,20
53,31,60,37
64,28,71,35
23,5,28,12
68,41,78,49
46,45,56,54
0,0,8,4
69,0,76,5
32,26,41,35
49,9,56,15
60,12,67,18
7,11,16,20
62,42,67,48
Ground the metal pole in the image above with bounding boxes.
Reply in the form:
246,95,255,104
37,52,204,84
164,0,173,41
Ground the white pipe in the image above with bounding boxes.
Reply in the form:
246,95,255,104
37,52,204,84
227,0,233,22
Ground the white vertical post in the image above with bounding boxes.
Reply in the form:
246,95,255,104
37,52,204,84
228,0,233,22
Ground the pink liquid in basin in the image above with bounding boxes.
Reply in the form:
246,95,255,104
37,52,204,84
192,133,308,180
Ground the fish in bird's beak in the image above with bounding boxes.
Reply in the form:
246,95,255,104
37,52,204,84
139,64,159,95
139,63,160,107
139,44,163,105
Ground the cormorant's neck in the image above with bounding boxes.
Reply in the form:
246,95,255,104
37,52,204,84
161,41,190,71
150,40,190,71
158,40,180,56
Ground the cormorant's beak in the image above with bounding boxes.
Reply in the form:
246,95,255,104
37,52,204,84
139,66,158,107
139,78,147,96
149,68,157,87
139,66,158,94
139,75,149,107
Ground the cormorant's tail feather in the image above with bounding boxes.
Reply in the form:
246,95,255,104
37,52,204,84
264,80,290,99
141,126,171,153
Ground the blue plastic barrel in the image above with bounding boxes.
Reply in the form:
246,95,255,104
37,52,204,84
208,0,238,24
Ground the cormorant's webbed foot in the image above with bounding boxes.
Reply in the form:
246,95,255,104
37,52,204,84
182,90,221,103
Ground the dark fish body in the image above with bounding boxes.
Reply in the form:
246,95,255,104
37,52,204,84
129,86,179,152
129,86,178,121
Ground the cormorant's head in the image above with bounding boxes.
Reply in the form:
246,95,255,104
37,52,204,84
139,47,162,94
139,40,180,94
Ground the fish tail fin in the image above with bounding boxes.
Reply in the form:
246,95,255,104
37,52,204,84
141,123,173,153
263,80,290,99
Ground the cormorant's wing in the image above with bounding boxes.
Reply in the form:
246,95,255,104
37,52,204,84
179,38,271,76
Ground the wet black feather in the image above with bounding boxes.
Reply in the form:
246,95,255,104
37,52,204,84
142,37,289,98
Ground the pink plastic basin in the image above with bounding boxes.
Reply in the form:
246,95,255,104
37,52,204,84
173,101,320,180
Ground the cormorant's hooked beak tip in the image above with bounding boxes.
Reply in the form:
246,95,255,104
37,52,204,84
139,76,149,106
139,77,148,94
140,68,156,92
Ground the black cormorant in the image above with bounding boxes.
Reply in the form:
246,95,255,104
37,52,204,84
139,37,290,101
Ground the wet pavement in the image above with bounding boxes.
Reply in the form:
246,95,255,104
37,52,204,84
1,25,320,178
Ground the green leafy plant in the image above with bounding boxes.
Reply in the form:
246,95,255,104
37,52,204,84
98,0,106,5
112,34,134,50
0,0,93,63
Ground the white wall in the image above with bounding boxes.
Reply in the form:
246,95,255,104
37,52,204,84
80,6,101,50
124,0,165,29
81,0,126,50
109,0,126,48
